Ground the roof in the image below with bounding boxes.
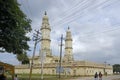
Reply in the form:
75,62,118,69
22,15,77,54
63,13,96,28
0,61,15,80
0,61,14,70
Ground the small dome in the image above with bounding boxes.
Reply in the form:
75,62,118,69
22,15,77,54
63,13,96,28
43,15,48,20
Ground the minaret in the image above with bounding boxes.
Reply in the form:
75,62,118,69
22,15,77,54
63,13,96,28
63,27,74,62
40,11,52,56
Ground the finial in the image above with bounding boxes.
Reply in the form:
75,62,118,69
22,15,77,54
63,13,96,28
44,11,47,15
68,26,70,30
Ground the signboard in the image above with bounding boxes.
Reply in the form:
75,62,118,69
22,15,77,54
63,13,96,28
64,68,71,73
56,66,64,73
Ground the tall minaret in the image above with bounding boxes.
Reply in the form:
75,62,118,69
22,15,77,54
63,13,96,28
40,11,52,56
63,27,74,62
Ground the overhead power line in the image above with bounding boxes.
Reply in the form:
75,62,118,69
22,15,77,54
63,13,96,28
59,0,85,17
79,25,120,39
52,0,90,26
19,0,31,18
19,0,33,19
26,0,33,18
52,0,118,27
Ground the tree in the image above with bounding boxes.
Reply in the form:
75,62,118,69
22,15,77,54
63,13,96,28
113,64,120,72
17,52,29,64
0,0,32,54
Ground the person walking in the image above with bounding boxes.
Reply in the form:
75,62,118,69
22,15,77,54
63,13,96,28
94,72,98,80
99,72,102,80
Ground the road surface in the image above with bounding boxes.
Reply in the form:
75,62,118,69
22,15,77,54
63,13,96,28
68,75,120,80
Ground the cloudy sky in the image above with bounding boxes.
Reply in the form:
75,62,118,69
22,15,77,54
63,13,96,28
0,0,120,65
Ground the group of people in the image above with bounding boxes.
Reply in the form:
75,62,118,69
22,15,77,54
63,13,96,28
94,72,102,80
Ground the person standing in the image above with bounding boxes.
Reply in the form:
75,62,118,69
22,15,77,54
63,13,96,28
14,74,18,80
94,72,98,80
99,72,102,80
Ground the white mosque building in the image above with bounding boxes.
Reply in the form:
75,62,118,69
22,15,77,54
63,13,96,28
15,12,113,76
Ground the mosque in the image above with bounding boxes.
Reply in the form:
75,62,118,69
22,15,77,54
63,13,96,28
15,12,113,76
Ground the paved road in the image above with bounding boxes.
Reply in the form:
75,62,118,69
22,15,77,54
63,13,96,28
68,75,120,80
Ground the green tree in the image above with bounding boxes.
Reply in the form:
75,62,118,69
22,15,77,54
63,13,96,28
113,64,120,72
17,52,29,64
0,0,32,54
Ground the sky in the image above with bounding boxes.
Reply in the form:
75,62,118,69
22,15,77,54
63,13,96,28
0,0,120,65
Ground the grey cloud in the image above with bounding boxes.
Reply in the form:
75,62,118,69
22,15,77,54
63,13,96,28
1,0,120,65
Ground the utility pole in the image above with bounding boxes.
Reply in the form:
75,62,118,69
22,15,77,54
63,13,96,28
29,30,41,80
59,34,63,79
104,61,107,75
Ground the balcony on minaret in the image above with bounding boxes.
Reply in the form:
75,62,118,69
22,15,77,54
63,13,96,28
66,27,72,41
41,11,51,31
40,12,52,57
63,26,74,63
40,25,51,31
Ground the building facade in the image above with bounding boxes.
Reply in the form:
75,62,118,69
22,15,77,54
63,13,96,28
15,12,113,76
15,61,113,76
